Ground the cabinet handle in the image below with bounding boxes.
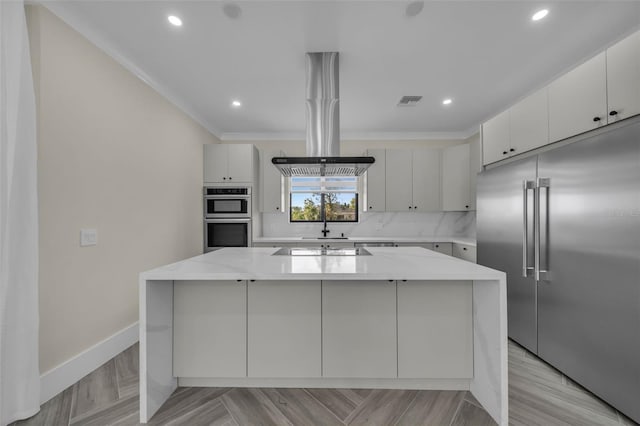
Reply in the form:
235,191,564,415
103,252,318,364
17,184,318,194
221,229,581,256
609,110,618,116
276,207,279,210
236,279,242,282
463,247,467,251
510,148,515,152
409,206,412,209
435,244,439,248
249,279,255,282
503,151,508,155
369,206,373,209
223,177,227,180
593,117,601,122
465,205,469,209
414,206,417,209
388,280,394,283
229,177,232,180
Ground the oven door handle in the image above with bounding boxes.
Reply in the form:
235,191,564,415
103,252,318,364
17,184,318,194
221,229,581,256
205,218,252,223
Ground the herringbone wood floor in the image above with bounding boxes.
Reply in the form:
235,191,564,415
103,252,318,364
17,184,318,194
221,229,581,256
12,340,639,425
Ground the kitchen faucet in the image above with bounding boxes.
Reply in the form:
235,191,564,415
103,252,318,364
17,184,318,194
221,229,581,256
321,215,330,237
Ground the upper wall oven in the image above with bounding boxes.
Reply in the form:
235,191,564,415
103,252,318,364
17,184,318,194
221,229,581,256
204,187,251,218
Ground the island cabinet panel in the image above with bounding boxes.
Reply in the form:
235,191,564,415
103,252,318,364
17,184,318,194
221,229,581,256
173,280,247,377
247,280,321,378
398,280,473,378
322,280,397,378
432,242,453,256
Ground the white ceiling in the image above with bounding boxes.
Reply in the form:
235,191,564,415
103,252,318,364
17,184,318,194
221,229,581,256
43,1,640,141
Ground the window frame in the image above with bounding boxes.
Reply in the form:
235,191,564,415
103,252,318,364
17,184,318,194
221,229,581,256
289,177,359,223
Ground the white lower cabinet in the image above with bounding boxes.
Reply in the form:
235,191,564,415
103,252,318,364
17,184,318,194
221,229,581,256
173,280,247,377
322,280,397,378
397,281,473,378
248,280,321,377
452,243,477,263
432,242,453,256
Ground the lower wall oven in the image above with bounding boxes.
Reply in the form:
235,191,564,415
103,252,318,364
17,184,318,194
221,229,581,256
204,218,252,252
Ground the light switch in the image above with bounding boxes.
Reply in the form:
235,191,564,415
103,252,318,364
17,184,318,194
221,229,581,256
80,229,98,247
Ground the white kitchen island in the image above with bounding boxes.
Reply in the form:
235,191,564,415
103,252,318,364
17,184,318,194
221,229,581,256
139,247,507,425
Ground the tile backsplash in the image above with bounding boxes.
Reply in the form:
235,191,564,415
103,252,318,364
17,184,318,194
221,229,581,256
261,211,476,238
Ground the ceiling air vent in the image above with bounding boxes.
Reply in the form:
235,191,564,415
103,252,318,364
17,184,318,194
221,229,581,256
397,95,423,107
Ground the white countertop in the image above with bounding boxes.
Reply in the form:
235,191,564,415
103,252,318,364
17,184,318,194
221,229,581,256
141,247,499,281
253,236,476,246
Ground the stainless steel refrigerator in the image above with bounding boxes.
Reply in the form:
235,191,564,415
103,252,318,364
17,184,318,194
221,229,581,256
477,117,640,423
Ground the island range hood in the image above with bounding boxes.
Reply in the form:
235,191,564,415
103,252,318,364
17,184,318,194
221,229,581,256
272,52,374,177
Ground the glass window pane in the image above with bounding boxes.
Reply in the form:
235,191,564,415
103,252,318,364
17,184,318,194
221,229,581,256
326,193,358,222
290,192,322,221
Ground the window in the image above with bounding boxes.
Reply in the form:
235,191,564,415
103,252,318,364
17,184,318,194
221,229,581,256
290,176,358,222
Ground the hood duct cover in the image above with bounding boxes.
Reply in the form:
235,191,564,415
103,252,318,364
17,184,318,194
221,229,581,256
272,52,374,177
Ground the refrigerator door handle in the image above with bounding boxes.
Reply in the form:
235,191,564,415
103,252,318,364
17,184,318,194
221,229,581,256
522,180,535,277
535,177,551,281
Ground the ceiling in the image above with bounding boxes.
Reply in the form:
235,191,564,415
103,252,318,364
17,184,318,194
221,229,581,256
43,1,640,141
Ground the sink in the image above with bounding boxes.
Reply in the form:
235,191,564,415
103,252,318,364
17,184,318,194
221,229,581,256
272,247,371,256
301,237,349,240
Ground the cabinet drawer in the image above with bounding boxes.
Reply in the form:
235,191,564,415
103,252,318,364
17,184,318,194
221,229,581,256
452,244,477,263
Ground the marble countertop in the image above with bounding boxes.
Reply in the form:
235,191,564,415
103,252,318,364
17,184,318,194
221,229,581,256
141,247,499,281
253,236,477,246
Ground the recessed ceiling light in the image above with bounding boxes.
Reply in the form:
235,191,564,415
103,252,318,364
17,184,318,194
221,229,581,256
231,100,242,108
442,98,453,105
167,15,183,27
531,9,549,21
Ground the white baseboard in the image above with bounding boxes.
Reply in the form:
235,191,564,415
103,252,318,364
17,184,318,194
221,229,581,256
40,322,139,404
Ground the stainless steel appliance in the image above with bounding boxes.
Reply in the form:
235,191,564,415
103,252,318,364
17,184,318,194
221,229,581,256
204,218,251,252
477,118,640,423
204,187,251,218
203,186,252,252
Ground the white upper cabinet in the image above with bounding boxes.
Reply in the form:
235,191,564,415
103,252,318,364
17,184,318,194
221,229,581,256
509,87,549,154
607,31,640,123
386,149,441,212
385,149,414,211
412,149,441,212
482,88,548,166
204,144,256,184
259,150,283,213
442,144,471,211
549,52,608,143
365,149,386,211
481,109,510,165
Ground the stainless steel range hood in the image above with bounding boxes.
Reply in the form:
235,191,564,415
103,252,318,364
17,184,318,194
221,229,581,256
272,52,374,177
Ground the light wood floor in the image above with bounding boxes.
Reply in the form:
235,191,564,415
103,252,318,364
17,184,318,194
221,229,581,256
12,340,639,426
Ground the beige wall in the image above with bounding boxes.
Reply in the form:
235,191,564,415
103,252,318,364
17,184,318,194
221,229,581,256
26,6,219,373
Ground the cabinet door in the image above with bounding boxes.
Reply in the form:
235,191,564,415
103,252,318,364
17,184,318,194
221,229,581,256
366,149,386,211
173,280,246,377
549,52,607,142
452,244,477,263
227,144,254,182
398,281,473,378
322,280,397,378
260,150,283,213
248,280,321,378
412,149,441,211
432,242,453,256
607,31,640,123
442,144,471,211
394,242,434,249
468,133,481,210
385,150,413,211
203,144,228,183
482,110,510,165
510,88,549,154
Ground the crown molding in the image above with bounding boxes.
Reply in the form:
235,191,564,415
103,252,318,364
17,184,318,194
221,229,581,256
221,128,480,142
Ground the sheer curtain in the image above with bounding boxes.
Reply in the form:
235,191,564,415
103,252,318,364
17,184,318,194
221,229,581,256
0,1,40,425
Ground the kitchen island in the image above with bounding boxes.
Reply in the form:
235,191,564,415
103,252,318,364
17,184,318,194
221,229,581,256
139,247,507,425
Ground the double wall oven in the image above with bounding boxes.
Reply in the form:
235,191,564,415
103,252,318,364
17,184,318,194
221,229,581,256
204,187,252,252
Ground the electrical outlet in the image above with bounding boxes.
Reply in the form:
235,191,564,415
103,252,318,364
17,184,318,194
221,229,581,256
80,229,98,247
